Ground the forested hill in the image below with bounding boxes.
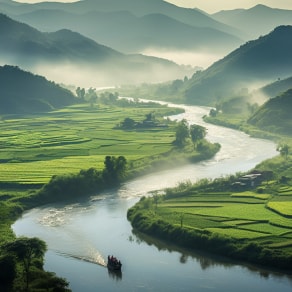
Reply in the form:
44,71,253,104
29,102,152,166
259,76,292,99
248,88,292,135
0,65,77,114
0,13,122,64
183,25,292,105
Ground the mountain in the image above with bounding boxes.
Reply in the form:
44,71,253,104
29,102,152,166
0,0,242,57
0,65,77,114
0,13,190,86
0,14,122,65
212,5,292,40
248,88,292,135
257,76,292,100
181,26,292,105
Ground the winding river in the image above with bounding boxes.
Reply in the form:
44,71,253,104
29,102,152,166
13,103,292,291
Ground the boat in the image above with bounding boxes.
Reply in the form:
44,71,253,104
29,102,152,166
107,255,122,271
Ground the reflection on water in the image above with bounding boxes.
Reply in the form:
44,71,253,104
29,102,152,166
108,269,123,281
12,104,292,292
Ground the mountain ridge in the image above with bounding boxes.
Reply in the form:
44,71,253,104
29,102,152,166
212,4,292,40
182,25,292,105
0,13,191,86
0,0,242,55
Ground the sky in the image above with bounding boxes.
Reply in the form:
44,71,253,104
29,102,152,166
167,0,292,13
14,0,292,13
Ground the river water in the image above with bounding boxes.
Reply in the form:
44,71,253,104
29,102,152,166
12,103,292,291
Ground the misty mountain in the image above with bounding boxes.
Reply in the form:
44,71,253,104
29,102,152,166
0,13,190,86
257,76,292,100
182,26,292,105
0,0,242,56
0,14,122,65
212,4,292,40
0,65,77,114
248,88,292,135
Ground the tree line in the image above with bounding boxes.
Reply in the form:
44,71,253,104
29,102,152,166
24,156,127,207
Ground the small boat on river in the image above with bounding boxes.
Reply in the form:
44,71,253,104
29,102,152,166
107,255,122,271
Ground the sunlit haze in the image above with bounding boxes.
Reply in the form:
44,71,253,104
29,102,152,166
166,0,292,13
14,0,292,13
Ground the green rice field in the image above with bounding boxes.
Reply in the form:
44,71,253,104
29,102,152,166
156,190,292,247
0,103,179,184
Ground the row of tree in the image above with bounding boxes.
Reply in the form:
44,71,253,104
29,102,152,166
32,156,127,205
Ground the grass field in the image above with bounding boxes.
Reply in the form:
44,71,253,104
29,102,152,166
0,103,180,184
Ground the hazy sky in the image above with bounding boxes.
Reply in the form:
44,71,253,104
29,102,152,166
14,0,292,13
167,0,292,13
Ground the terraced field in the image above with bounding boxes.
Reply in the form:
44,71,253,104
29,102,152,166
0,103,179,184
157,190,292,246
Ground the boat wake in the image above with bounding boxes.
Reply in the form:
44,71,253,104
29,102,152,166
55,249,107,267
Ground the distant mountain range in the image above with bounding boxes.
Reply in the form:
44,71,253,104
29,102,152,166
0,0,242,56
0,65,77,114
0,13,191,86
213,4,292,40
181,25,292,105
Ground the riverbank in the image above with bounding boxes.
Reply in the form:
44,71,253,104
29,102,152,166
127,168,292,273
10,103,283,292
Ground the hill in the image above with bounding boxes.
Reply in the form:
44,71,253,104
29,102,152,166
212,4,292,41
0,0,242,58
247,88,292,135
0,13,122,65
0,13,190,86
182,26,292,105
258,76,292,99
0,65,77,114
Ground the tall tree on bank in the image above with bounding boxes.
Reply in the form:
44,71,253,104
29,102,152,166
190,124,207,144
3,237,47,291
174,119,189,147
103,155,127,183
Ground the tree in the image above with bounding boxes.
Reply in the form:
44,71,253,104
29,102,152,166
209,108,217,117
144,112,155,122
115,156,127,180
175,119,189,146
176,212,184,228
76,87,85,100
121,117,136,129
0,254,16,290
85,87,97,104
3,237,47,291
190,124,207,144
103,155,127,183
277,143,289,159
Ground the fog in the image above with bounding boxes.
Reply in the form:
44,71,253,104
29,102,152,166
12,59,193,88
141,48,222,69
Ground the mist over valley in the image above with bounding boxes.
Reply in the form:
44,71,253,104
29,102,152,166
0,1,292,292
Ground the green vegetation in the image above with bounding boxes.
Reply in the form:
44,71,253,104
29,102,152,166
0,96,220,290
0,237,70,291
0,101,180,184
0,65,78,114
128,154,292,272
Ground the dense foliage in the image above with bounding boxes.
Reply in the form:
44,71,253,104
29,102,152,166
0,65,77,114
29,155,127,206
248,89,292,135
0,237,70,291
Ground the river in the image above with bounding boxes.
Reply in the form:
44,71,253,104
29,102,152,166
12,103,292,291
